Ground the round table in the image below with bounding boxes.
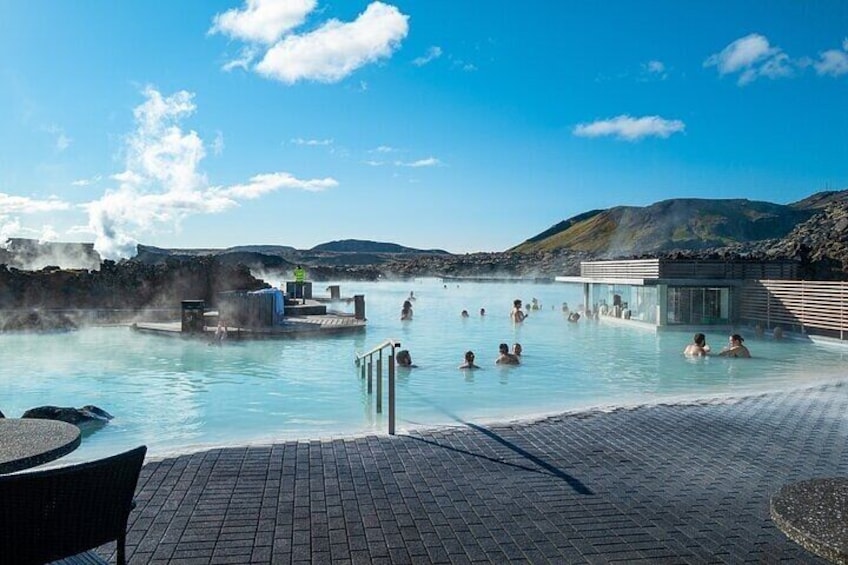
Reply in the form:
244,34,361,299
0,418,81,474
771,478,848,564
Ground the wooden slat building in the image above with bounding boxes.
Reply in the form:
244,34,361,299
741,280,848,340
559,259,848,341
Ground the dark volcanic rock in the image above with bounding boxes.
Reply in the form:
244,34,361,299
0,310,78,332
381,249,589,279
22,404,113,426
0,256,267,313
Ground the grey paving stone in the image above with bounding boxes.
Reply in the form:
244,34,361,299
123,383,848,564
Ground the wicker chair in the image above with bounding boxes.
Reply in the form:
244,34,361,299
0,445,147,565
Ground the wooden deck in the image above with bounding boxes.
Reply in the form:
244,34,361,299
132,313,365,340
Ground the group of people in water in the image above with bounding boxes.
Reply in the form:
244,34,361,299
397,293,535,370
401,290,779,368
395,342,524,370
683,325,785,358
684,332,752,358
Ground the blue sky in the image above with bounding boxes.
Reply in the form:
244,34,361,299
0,1,846,259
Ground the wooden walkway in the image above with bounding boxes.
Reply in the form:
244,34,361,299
133,313,365,341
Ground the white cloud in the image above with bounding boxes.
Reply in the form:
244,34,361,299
216,172,337,198
646,60,665,74
56,133,72,151
413,46,442,66
43,125,72,152
0,192,71,214
291,137,333,146
573,115,685,141
372,145,396,153
210,0,316,44
815,38,848,76
642,60,670,81
71,175,102,187
705,34,773,73
363,160,384,166
212,131,225,156
0,217,21,248
38,225,59,244
449,57,477,72
221,46,262,72
704,33,792,85
255,2,409,84
396,157,440,167
84,86,339,261
0,194,70,247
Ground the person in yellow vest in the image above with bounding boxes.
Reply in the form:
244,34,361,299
294,265,305,304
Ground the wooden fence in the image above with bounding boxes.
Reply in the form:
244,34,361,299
740,280,848,340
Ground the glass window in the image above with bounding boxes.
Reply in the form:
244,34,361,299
666,287,731,325
589,283,656,322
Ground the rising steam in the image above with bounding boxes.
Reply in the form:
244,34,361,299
84,87,338,261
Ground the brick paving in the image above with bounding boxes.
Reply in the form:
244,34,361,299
110,381,847,564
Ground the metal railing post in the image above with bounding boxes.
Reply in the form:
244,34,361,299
388,346,396,435
376,349,383,413
354,338,400,435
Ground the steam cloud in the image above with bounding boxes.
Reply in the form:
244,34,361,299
83,87,338,261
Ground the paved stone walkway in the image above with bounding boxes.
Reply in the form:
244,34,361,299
112,382,847,564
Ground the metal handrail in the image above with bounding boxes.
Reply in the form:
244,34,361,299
355,339,401,435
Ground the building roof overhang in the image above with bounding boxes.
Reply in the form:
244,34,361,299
555,276,743,287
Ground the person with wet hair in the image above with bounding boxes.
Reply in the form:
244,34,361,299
458,351,480,369
395,349,416,368
683,333,710,356
496,343,520,365
719,334,751,358
510,299,527,323
400,300,413,321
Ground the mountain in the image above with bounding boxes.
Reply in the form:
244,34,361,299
511,197,816,256
790,189,848,210
311,239,449,254
3,190,847,282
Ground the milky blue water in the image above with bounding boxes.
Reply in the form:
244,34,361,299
2,278,846,463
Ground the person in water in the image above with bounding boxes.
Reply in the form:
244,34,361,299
567,312,581,323
458,351,480,369
512,343,523,357
719,334,751,358
400,300,413,320
480,308,486,316
496,343,520,365
213,319,227,345
395,349,416,367
461,310,469,318
683,333,710,356
511,299,527,323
